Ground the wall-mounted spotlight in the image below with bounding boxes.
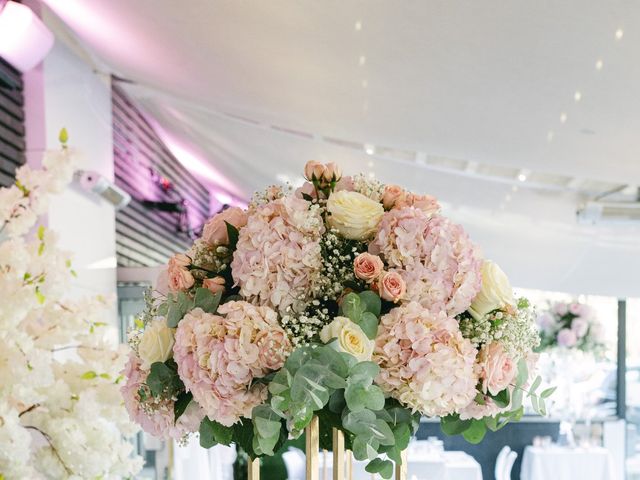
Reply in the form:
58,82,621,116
0,1,54,72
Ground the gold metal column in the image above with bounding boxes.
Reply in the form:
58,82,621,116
332,428,345,480
247,457,260,480
345,450,352,480
395,448,407,480
306,416,320,480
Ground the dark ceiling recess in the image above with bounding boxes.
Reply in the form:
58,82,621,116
0,56,26,187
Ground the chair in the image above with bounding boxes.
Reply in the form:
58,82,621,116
282,447,306,480
494,446,511,480
502,450,518,480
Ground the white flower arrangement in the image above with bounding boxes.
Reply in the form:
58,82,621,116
0,132,142,479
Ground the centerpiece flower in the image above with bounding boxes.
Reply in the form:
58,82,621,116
123,161,549,478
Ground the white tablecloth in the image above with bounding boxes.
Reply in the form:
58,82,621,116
520,446,615,480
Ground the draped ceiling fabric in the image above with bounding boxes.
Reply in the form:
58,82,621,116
41,0,640,297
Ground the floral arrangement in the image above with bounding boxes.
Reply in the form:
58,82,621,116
536,301,606,355
0,131,142,479
124,161,549,478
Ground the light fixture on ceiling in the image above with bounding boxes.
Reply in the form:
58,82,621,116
354,20,362,31
518,173,527,182
560,112,568,124
358,55,366,66
367,160,374,168
361,79,368,88
574,91,582,102
595,59,604,70
615,28,624,40
364,144,375,155
0,1,54,72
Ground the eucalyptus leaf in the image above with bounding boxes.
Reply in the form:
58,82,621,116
357,312,379,340
225,221,240,250
365,458,393,479
193,288,222,313
342,293,365,322
358,291,381,317
462,420,487,444
174,391,192,422
199,417,233,448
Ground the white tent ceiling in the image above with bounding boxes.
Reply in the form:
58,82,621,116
41,0,640,297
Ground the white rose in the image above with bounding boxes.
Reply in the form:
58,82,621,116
138,318,175,369
326,190,384,240
319,316,374,362
469,261,514,320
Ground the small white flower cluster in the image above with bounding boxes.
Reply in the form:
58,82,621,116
459,299,540,358
188,239,231,279
313,229,365,302
248,184,288,210
280,304,332,346
352,173,385,202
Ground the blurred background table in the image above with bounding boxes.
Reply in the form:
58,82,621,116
520,445,615,480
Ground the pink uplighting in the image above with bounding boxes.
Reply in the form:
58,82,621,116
0,1,54,72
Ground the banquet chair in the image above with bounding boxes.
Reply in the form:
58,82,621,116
502,450,518,480
283,447,306,480
494,446,512,480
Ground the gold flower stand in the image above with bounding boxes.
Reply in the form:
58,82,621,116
247,416,407,480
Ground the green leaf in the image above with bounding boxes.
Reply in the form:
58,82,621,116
199,417,233,448
194,287,222,313
492,388,510,408
146,360,183,397
515,358,529,386
37,225,45,241
528,376,542,396
392,423,411,451
329,389,346,414
440,414,472,436
358,291,381,317
352,436,377,461
59,127,69,144
167,291,193,327
540,386,556,399
357,312,379,340
349,361,380,382
225,221,240,250
462,420,487,444
365,458,394,479
342,293,365,322
290,365,333,409
174,391,193,422
81,371,97,380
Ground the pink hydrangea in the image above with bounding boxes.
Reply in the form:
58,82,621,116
121,354,204,439
173,302,291,426
231,196,324,313
369,208,481,316
374,302,478,417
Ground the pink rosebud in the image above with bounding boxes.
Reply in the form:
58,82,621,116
202,207,248,246
304,160,326,182
203,276,226,295
353,252,384,282
382,184,404,210
557,328,577,347
378,271,406,303
323,162,342,183
167,253,195,292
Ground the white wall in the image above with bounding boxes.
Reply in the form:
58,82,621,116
25,34,118,323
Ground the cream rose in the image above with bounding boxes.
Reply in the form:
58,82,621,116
326,190,384,240
378,271,406,303
353,253,384,282
479,341,517,396
202,207,248,246
138,318,175,369
319,316,374,362
469,261,514,320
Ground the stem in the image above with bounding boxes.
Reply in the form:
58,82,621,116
19,404,39,417
24,426,73,475
52,344,108,353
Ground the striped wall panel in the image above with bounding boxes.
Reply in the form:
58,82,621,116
112,84,210,267
0,58,26,187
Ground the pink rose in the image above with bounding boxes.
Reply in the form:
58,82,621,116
378,271,406,303
479,342,517,396
395,192,440,214
203,276,226,295
202,207,248,246
571,318,589,338
167,253,194,292
304,160,326,181
323,162,342,183
557,328,577,347
353,253,384,282
382,185,404,210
